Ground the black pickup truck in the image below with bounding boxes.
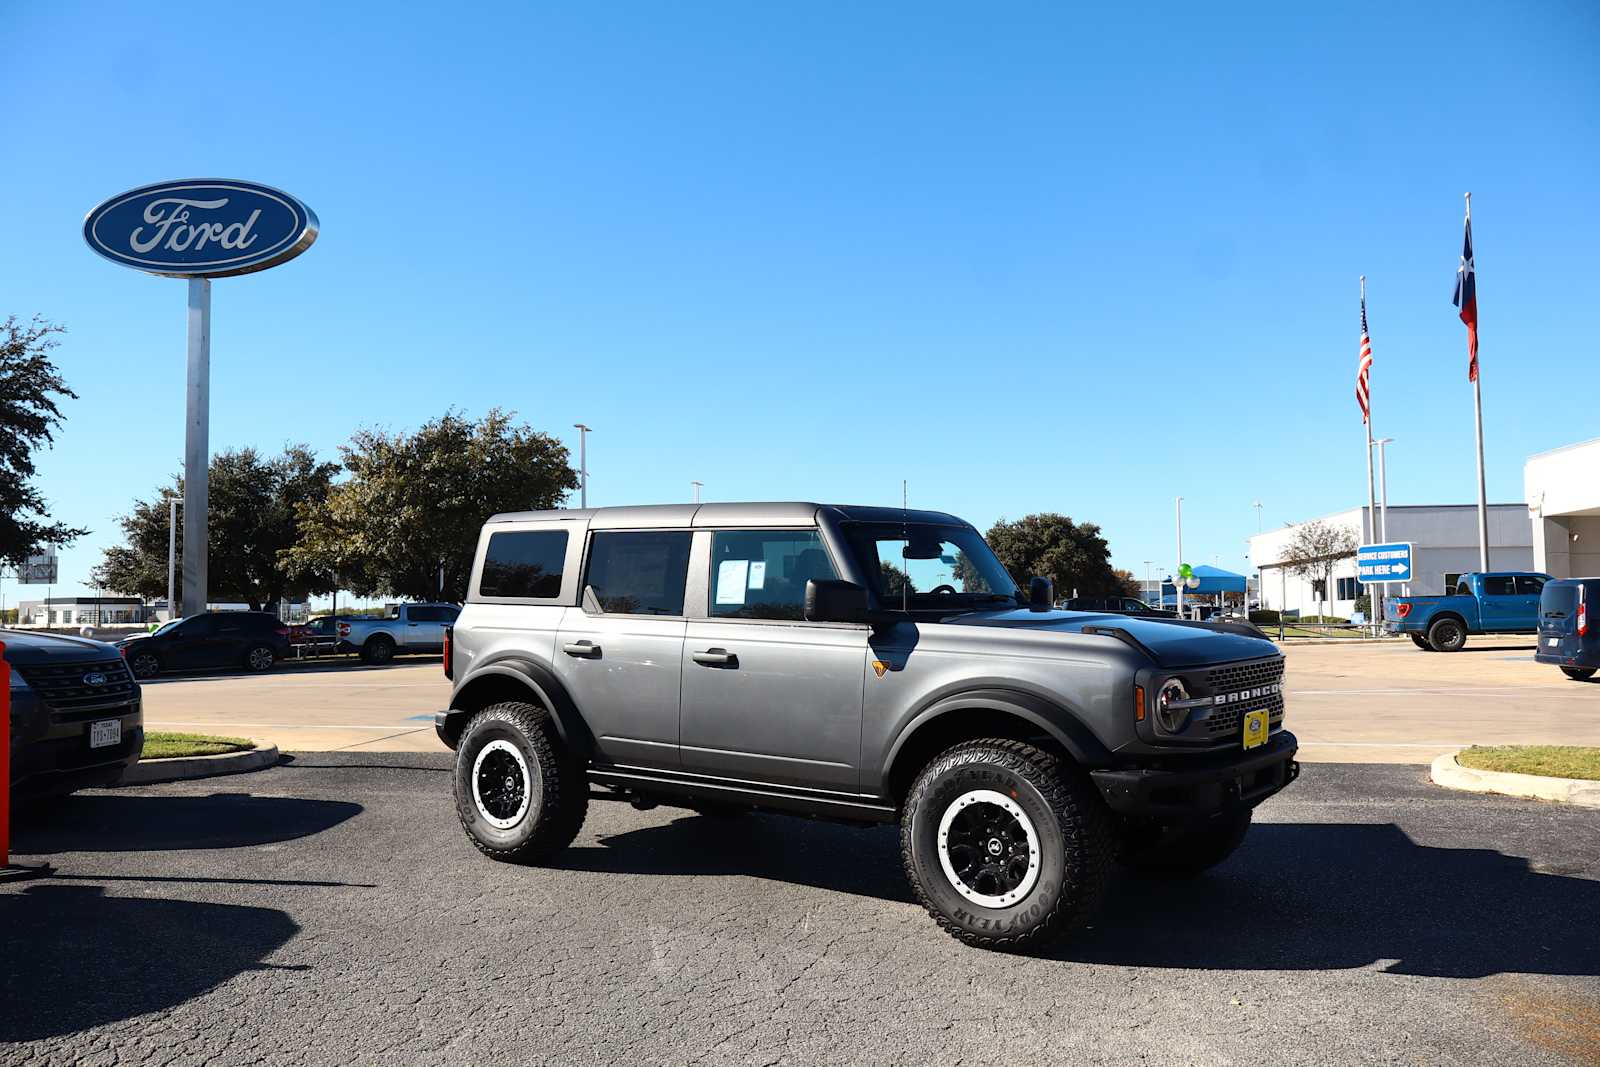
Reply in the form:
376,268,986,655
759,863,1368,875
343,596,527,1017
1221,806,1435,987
4,629,144,797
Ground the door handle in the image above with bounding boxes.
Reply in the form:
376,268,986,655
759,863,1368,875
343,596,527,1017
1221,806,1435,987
692,648,737,667
562,641,601,658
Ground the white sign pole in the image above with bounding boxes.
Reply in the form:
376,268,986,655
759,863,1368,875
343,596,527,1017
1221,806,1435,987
182,279,211,618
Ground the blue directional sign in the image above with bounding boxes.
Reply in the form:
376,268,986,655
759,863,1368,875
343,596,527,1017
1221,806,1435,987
84,179,318,278
1357,541,1414,584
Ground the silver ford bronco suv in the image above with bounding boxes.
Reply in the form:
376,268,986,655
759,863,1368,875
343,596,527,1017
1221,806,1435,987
435,503,1298,951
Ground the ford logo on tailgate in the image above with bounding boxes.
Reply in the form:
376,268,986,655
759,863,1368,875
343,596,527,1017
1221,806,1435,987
84,179,318,278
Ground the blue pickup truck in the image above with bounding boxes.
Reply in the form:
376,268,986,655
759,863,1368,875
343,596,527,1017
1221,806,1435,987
1384,571,1551,651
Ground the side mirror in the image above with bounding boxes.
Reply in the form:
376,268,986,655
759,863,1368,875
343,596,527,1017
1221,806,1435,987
805,579,869,624
1028,576,1054,612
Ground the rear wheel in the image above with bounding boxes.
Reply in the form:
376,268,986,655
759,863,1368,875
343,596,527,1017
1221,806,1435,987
454,701,587,863
1561,666,1597,681
243,644,275,673
1118,808,1253,878
1409,634,1431,650
1427,617,1467,652
128,650,162,679
362,634,396,665
900,739,1112,952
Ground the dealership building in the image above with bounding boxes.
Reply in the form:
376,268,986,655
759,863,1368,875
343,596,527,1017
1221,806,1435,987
1525,437,1600,579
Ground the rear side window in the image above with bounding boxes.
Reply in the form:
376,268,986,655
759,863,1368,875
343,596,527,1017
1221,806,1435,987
710,530,837,620
1483,576,1516,596
479,530,568,599
1541,583,1579,617
585,531,692,616
409,606,459,623
1515,576,1546,596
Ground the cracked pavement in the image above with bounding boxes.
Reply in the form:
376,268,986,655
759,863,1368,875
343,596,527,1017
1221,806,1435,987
3,756,1598,1065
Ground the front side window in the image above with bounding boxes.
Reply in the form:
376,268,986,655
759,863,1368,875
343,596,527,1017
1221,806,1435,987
479,529,568,599
584,531,692,616
842,522,1019,612
710,530,837,620
1483,576,1516,597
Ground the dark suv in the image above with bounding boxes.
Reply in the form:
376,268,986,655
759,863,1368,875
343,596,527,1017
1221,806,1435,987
1536,577,1599,681
116,611,291,679
4,629,144,797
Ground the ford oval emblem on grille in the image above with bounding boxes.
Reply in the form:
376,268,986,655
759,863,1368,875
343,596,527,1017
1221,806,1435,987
83,672,107,687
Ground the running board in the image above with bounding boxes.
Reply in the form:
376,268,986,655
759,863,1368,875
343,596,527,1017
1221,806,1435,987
586,766,898,825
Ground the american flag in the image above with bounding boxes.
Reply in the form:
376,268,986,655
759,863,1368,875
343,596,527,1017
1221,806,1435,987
1356,291,1373,423
1454,208,1478,381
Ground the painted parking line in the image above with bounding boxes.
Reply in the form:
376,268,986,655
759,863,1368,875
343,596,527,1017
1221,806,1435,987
1288,686,1582,696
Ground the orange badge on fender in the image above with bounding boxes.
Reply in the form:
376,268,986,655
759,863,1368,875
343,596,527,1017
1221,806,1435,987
871,660,889,678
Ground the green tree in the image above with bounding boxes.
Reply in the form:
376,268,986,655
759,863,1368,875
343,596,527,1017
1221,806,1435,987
93,445,338,610
286,410,578,602
981,513,1121,598
1111,568,1141,598
0,316,87,566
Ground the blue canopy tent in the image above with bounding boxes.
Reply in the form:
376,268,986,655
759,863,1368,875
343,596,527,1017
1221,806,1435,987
1160,564,1248,608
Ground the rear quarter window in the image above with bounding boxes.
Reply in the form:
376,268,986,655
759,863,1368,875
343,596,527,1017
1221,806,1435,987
479,530,568,599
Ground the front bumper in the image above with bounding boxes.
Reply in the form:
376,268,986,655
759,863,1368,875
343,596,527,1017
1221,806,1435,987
1090,731,1299,820
9,689,145,797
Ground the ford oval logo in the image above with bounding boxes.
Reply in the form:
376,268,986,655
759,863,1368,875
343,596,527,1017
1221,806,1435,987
84,179,318,278
82,672,107,687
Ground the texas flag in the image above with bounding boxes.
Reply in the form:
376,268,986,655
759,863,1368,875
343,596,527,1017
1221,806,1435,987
1453,209,1478,381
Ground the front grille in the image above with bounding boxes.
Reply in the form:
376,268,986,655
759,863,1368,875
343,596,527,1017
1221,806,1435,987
14,659,138,722
1199,657,1286,739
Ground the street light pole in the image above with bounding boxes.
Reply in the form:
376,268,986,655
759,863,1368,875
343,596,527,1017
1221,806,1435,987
572,423,591,508
1251,500,1263,612
1374,438,1393,541
1175,496,1185,619
691,481,702,504
1143,560,1154,604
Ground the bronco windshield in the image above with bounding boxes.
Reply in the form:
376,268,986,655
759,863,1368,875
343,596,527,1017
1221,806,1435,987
841,522,1020,611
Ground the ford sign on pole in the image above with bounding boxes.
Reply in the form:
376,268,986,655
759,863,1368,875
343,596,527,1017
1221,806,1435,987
84,179,318,616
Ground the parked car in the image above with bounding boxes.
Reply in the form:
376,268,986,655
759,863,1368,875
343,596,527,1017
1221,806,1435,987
434,502,1298,951
1061,595,1179,619
4,629,144,797
1535,577,1599,681
1384,571,1551,651
337,604,459,664
115,611,291,678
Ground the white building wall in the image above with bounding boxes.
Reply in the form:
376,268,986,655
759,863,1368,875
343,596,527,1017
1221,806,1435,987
1249,504,1532,618
1526,438,1600,579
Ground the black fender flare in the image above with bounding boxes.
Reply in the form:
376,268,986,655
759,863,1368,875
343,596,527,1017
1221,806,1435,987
445,656,595,757
879,686,1115,790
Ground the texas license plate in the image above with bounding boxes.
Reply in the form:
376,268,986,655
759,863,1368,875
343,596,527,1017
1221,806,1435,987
1242,710,1270,750
89,719,121,749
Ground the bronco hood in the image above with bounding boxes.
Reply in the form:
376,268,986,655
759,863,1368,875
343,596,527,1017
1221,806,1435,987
940,608,1277,668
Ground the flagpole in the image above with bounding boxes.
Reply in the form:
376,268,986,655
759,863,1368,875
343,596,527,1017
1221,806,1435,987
1361,276,1380,634
1466,192,1490,571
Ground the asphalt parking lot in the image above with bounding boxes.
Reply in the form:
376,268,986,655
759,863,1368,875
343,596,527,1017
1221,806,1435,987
137,638,1600,763
4,756,1598,1066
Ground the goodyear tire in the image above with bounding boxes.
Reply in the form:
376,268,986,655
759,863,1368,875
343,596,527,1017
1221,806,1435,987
900,739,1111,952
362,634,396,665
1118,808,1252,878
1409,634,1431,650
1561,666,1597,681
1427,617,1467,652
454,701,587,863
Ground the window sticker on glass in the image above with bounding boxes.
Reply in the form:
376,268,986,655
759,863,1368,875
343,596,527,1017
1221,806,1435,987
716,560,749,604
748,561,766,589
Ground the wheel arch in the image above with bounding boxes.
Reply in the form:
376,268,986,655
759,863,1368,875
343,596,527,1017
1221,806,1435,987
443,659,594,757
880,688,1113,804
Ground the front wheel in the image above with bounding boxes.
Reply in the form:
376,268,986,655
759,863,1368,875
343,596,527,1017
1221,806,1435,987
454,701,588,863
1118,808,1252,878
1410,634,1431,650
900,739,1112,952
1427,617,1468,652
1561,666,1597,681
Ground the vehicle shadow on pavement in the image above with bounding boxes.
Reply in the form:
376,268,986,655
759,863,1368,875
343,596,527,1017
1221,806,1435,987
10,792,363,855
553,813,915,903
0,883,299,1043
1060,823,1600,979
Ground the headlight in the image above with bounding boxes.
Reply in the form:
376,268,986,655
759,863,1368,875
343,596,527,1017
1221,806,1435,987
1156,679,1191,733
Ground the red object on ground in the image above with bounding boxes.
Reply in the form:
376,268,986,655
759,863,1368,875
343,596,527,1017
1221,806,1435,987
2,640,10,867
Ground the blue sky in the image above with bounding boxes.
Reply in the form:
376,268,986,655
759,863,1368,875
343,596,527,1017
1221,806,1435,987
3,1,1597,601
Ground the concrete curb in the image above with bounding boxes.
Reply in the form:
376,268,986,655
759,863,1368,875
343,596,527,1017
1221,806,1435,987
122,743,281,786
1429,750,1600,808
